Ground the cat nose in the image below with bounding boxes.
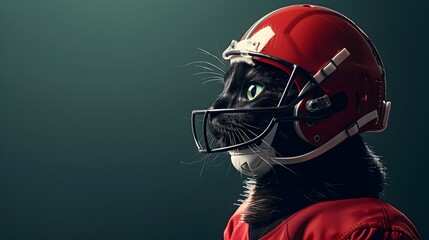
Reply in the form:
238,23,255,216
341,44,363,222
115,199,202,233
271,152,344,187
208,97,230,122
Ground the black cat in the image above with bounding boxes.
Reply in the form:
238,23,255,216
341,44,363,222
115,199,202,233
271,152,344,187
191,4,420,239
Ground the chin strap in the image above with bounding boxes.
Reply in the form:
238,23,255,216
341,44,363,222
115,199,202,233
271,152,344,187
229,109,381,177
271,109,380,165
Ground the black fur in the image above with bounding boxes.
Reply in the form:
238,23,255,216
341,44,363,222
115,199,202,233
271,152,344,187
208,61,387,226
241,135,386,225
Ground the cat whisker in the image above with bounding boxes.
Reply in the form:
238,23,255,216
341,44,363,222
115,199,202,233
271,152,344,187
193,71,224,77
181,153,212,164
185,136,219,164
241,122,264,131
209,154,228,167
194,64,218,72
236,128,252,143
234,130,248,178
180,60,226,75
242,128,272,149
177,60,221,70
200,75,223,81
201,77,224,85
203,135,222,170
235,128,274,173
199,153,208,177
238,127,300,178
195,47,227,68
229,130,237,147
244,128,289,166
198,135,219,177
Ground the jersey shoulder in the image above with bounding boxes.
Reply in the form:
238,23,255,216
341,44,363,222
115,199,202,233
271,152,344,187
281,198,421,240
224,198,421,240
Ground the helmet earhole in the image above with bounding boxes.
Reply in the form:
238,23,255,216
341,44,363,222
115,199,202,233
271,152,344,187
330,92,348,113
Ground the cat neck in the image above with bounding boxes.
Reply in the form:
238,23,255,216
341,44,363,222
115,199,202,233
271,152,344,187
239,134,386,226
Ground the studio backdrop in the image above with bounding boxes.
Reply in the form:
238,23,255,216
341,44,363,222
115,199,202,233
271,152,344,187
0,0,427,239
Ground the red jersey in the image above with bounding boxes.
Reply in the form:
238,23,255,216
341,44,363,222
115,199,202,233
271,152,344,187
224,198,420,240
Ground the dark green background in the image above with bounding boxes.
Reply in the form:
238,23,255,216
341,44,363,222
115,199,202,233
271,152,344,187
0,0,427,239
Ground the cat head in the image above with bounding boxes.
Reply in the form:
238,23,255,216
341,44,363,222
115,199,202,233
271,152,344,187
191,5,390,177
208,61,290,148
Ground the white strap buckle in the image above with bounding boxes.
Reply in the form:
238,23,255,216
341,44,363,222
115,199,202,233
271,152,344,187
346,123,359,137
222,39,259,60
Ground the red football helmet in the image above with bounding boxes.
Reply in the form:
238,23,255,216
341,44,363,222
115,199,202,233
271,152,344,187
191,4,391,176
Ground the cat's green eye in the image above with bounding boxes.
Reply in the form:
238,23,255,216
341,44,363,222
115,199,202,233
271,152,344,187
246,84,264,101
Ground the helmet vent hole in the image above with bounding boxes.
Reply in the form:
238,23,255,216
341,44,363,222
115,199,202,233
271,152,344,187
313,135,321,142
330,92,348,113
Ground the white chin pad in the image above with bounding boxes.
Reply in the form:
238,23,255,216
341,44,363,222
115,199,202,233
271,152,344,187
229,143,276,177
229,150,272,177
229,123,278,177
